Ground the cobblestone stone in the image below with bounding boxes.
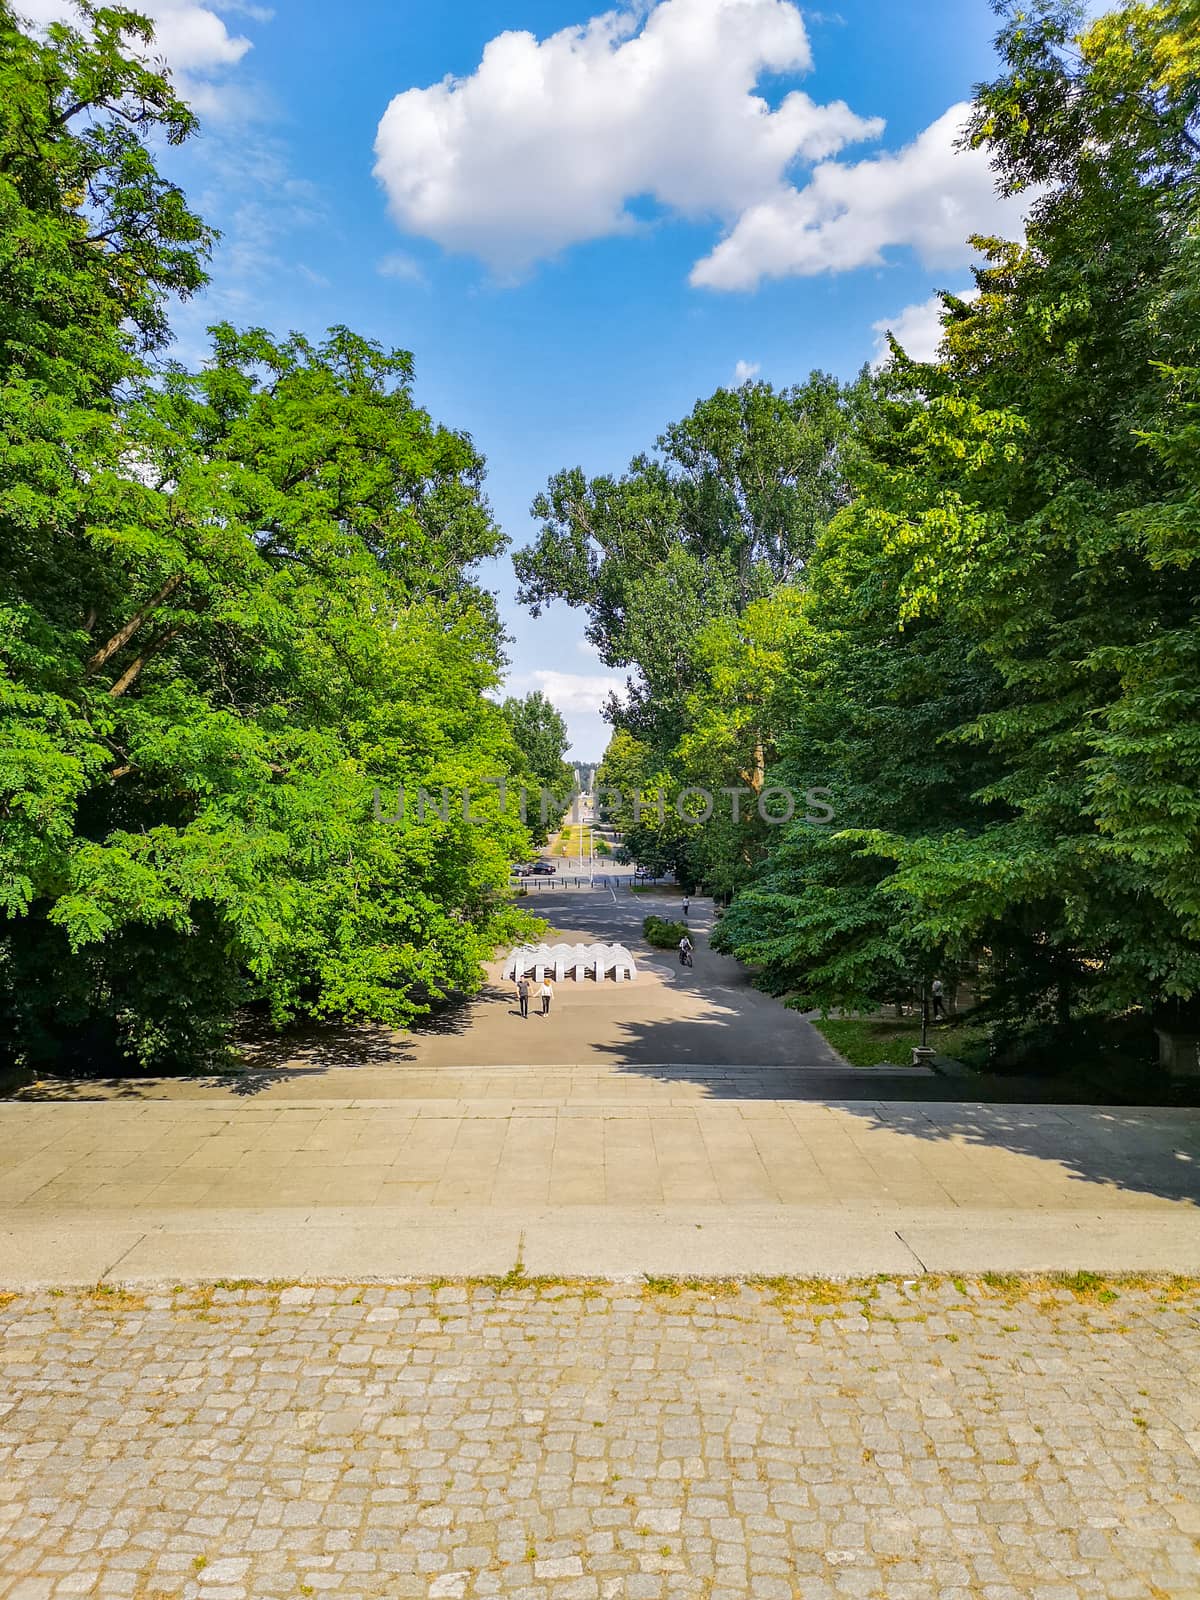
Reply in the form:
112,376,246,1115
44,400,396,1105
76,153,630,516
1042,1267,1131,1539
0,1279,1197,1596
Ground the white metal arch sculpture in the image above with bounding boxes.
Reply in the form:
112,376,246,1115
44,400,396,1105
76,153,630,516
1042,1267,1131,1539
504,942,637,983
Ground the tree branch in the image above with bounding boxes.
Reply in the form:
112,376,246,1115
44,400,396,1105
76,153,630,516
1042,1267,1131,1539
86,573,183,674
107,625,182,698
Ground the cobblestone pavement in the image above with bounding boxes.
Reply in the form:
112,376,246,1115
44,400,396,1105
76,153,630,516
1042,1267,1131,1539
2,1278,1199,1599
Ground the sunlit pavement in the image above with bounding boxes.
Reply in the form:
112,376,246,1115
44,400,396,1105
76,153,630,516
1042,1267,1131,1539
2,890,1199,1283
3,900,1200,1600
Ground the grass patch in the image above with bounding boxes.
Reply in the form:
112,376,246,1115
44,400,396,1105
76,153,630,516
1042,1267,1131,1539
18,1272,1193,1315
756,1275,869,1306
816,1010,1200,1103
85,1283,147,1310
641,1274,741,1298
978,1271,1199,1305
814,1014,988,1069
555,824,601,853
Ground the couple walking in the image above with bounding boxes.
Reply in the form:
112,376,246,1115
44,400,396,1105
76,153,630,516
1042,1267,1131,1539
516,973,554,1018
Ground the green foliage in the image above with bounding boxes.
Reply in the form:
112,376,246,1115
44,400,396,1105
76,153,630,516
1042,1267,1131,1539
715,0,1200,1032
0,4,538,1070
595,730,693,880
517,373,859,756
500,689,575,845
642,915,688,949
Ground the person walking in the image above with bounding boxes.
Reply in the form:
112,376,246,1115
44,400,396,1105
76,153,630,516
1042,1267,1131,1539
540,975,554,1016
516,974,530,1019
682,893,690,919
930,977,946,1020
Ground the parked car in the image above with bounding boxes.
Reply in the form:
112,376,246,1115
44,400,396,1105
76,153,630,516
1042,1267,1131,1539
530,861,557,875
512,864,534,877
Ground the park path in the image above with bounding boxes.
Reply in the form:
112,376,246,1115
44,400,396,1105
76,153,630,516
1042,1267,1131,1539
2,889,1199,1283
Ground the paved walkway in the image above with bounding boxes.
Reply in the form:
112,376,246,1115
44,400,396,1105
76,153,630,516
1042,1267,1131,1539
3,890,1199,1282
2,1088,1199,1282
15,890,850,1097
5,1094,1200,1213
2,1279,1198,1598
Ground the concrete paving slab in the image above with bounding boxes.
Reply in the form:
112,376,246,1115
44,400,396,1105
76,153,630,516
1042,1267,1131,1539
112,1221,520,1282
0,1226,147,1287
518,1207,923,1276
899,1210,1200,1273
0,1208,522,1287
5,1202,1197,1284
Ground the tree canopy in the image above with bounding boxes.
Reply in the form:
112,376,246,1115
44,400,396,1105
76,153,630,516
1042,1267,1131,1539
0,2,537,1070
546,0,1200,1053
717,0,1200,1036
500,689,575,844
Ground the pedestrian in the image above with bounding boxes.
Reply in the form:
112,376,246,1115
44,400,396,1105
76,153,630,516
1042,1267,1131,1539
516,974,530,1019
930,977,946,1020
682,893,690,919
540,975,554,1016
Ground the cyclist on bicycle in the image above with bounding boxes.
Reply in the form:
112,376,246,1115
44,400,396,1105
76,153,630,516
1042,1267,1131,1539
678,933,693,967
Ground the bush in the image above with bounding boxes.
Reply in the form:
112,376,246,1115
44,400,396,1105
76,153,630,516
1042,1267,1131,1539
643,915,688,949
595,839,610,855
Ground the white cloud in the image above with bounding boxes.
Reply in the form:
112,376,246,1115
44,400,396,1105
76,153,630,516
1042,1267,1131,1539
142,0,250,71
870,286,979,368
511,670,625,715
17,0,256,114
373,2,1030,291
504,667,625,757
216,0,273,19
733,359,761,384
692,104,1026,289
377,252,428,285
373,0,882,275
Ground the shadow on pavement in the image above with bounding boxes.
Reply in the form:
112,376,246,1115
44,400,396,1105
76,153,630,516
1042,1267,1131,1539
834,1097,1200,1207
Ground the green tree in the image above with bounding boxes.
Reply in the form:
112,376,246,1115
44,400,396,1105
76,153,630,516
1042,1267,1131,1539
500,690,575,844
0,5,538,1069
515,375,855,753
717,0,1200,1039
522,375,860,887
675,590,807,899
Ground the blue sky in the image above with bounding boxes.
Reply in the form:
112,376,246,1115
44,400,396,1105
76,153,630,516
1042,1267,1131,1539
30,0,1026,754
